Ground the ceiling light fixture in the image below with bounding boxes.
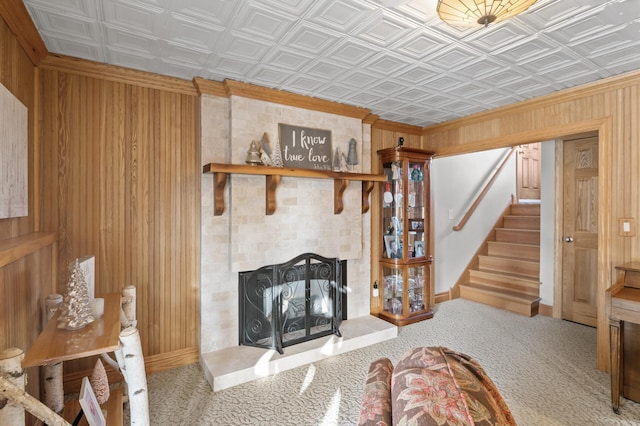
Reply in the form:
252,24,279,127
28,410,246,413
436,0,539,28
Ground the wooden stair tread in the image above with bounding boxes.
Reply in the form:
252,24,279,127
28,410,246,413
478,254,539,263
497,227,540,232
470,269,541,284
488,241,540,248
461,282,542,302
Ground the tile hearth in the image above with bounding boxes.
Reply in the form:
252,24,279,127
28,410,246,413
200,315,397,392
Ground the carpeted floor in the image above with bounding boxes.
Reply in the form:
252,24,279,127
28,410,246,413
144,299,640,425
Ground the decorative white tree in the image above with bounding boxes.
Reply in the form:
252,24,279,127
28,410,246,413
58,260,94,330
271,139,283,167
89,359,110,405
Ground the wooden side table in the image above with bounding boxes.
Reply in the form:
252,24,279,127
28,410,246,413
606,263,640,414
22,292,123,423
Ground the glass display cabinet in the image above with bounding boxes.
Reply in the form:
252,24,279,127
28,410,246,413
377,146,434,326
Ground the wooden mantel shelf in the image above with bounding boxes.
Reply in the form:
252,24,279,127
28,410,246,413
203,163,387,215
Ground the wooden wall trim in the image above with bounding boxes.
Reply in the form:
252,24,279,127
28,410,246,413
431,117,610,157
363,114,379,125
0,232,56,268
372,118,423,135
38,54,198,96
194,76,372,120
193,77,226,97
423,69,640,136
0,0,47,65
434,291,450,304
143,346,199,375
539,303,553,317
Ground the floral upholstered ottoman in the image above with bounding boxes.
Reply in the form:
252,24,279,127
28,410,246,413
358,346,516,426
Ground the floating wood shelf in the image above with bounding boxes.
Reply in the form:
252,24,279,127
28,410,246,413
203,163,386,215
0,231,57,268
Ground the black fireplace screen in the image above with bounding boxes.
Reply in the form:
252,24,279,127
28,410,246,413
239,252,346,354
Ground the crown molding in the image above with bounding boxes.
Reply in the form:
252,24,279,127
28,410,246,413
0,0,48,65
192,77,226,97
38,54,198,96
194,77,371,120
423,68,640,135
371,118,423,135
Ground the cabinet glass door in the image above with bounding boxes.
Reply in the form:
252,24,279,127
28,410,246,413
382,264,426,316
382,161,403,259
408,265,426,313
382,266,403,315
407,161,425,258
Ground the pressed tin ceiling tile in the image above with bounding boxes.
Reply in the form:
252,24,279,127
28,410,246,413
23,0,640,127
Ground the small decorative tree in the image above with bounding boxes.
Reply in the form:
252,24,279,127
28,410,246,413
346,138,358,170
271,139,283,167
58,260,94,330
89,359,110,405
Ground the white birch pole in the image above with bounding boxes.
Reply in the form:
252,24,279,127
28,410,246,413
119,327,149,425
0,376,70,426
42,362,63,413
0,348,25,425
44,295,64,413
121,286,137,328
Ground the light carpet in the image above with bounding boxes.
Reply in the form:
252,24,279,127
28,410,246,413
144,299,640,425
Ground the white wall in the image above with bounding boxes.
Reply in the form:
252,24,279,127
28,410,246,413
431,148,516,294
539,141,556,305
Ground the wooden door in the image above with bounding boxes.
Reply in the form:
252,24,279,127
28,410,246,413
562,136,598,327
516,142,541,200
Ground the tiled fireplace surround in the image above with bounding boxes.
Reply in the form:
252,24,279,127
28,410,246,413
199,94,396,391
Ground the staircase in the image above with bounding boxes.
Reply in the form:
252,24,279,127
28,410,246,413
459,203,541,316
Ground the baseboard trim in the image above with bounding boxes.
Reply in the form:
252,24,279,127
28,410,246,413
62,346,199,393
145,346,199,375
539,303,553,317
434,291,450,304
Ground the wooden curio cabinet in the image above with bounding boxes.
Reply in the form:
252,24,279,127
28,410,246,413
376,147,434,326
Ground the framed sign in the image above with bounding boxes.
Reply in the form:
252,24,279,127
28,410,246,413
79,376,106,426
278,123,332,170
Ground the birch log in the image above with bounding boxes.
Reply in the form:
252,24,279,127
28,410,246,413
43,362,63,413
119,328,149,425
44,294,65,413
0,348,25,425
121,286,137,328
0,376,70,426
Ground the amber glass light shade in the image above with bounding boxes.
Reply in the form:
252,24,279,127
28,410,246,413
437,0,538,28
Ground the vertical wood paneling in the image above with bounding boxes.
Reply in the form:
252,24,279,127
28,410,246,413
0,12,54,406
422,70,640,371
38,67,200,374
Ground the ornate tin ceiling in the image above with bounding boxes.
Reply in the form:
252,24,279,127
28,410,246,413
23,0,640,126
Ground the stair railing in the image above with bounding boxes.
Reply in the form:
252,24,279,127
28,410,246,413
452,146,517,231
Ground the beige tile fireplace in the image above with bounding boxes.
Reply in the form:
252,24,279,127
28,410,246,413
199,93,397,390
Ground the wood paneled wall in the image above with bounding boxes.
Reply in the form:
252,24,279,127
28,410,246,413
422,69,640,371
0,9,53,405
37,58,201,374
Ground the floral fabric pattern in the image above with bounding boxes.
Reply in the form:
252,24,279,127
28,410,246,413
358,358,394,426
358,347,516,426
